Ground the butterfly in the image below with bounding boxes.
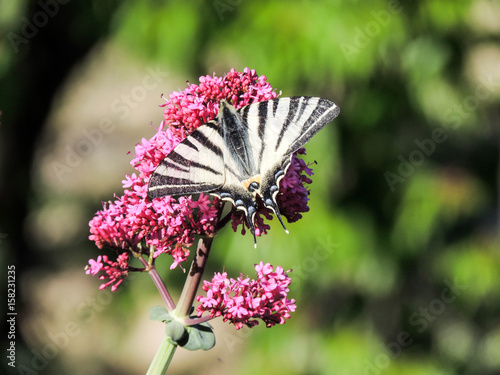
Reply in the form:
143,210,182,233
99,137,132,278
148,96,340,245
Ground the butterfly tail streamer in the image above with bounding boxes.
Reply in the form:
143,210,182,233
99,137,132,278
245,206,258,247
269,204,289,235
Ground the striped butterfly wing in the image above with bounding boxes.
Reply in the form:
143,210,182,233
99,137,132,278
237,97,340,232
148,96,340,244
148,121,226,198
244,96,339,173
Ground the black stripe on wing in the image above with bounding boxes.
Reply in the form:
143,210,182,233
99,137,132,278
256,101,268,169
148,122,226,199
148,160,224,197
285,97,339,156
275,97,307,152
190,122,224,157
167,150,222,176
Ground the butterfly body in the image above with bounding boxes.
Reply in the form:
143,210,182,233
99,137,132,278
148,97,340,245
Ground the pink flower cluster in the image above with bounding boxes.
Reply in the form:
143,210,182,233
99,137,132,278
87,68,315,291
231,148,315,236
196,262,296,330
85,254,129,291
88,185,217,271
161,68,277,139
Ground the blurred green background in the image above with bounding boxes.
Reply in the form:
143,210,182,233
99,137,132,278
1,0,499,374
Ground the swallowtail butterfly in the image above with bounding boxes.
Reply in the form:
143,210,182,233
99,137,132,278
148,96,340,245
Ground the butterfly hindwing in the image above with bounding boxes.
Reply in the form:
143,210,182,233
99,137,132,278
148,121,226,198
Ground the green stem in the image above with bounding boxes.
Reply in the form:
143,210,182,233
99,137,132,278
146,335,177,375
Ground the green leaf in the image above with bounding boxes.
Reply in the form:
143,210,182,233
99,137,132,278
165,320,187,343
149,307,214,350
150,306,172,323
181,322,216,351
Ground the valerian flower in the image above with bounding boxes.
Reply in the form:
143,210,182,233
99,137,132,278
86,67,313,291
85,253,129,291
196,262,296,330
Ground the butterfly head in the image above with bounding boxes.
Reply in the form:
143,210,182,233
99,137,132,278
217,100,238,120
242,175,262,194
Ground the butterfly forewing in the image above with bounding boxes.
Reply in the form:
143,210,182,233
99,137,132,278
148,122,226,198
241,96,339,180
271,97,339,157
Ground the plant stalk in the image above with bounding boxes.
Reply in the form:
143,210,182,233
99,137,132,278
146,335,177,375
140,257,176,312
175,199,225,319
175,235,214,318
